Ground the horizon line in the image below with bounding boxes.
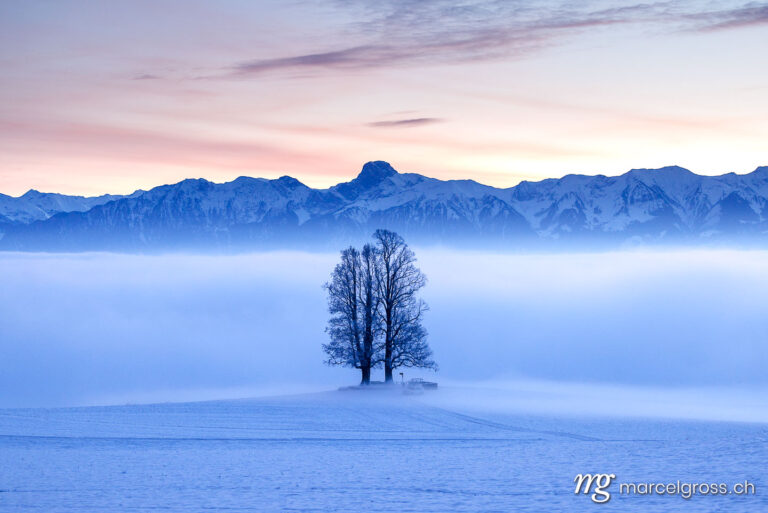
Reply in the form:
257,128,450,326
3,161,768,199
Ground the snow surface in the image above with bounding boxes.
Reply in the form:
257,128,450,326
1,247,766,510
0,190,136,224
0,389,765,512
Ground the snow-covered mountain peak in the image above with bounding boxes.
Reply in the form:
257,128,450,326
275,175,306,189
331,161,399,200
0,189,131,225
748,166,768,179
3,162,768,251
356,161,398,185
620,166,702,198
177,178,212,188
231,176,263,185
625,165,697,183
627,165,691,174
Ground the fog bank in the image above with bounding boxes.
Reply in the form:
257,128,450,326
1,249,767,408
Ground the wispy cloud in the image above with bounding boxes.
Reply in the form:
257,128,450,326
133,73,161,80
367,117,444,128
233,45,403,75
222,1,768,79
228,32,543,78
687,3,768,31
226,2,635,78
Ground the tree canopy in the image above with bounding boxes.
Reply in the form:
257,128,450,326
323,230,435,384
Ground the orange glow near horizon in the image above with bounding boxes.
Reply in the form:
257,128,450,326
1,1,767,197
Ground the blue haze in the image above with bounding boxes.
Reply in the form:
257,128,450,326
1,249,767,409
2,249,767,512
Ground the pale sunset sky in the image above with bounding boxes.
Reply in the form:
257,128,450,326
1,0,767,196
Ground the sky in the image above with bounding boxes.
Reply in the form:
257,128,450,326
2,249,767,408
1,0,767,196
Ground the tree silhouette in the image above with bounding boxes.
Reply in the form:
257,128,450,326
374,229,435,383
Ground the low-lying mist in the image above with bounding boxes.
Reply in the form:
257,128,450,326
1,249,767,411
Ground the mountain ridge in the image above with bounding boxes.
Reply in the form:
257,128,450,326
2,161,768,251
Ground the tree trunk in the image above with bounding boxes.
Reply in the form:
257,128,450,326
361,366,371,385
384,355,394,383
384,330,393,383
384,308,393,383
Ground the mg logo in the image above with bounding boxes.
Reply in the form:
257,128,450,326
574,473,616,503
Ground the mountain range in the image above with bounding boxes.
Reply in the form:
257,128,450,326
1,161,768,252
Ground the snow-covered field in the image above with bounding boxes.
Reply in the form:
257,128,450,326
1,389,765,512
1,249,767,511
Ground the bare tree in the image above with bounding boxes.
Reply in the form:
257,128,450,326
323,247,367,384
324,232,434,385
374,229,435,382
390,297,433,372
322,246,380,384
357,243,381,382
